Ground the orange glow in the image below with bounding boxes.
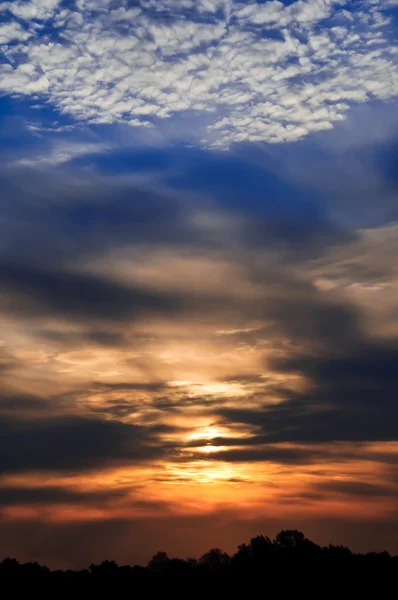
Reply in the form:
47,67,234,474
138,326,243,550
1,440,397,525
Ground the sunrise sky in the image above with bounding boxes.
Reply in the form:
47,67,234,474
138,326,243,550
0,0,398,569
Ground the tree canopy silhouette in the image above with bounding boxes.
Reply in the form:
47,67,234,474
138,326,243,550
0,529,396,579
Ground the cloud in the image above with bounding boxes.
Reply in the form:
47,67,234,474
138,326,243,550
16,141,112,166
0,159,396,444
0,22,31,44
0,133,397,569
314,479,398,498
0,1,397,146
235,0,344,28
218,345,398,444
0,392,48,415
0,261,186,323
3,0,62,21
215,271,398,443
139,0,230,15
0,485,128,507
190,444,330,464
0,414,164,473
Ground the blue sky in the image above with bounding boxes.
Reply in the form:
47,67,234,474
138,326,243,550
0,0,398,569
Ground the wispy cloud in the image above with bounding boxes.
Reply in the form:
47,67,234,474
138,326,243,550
15,140,112,166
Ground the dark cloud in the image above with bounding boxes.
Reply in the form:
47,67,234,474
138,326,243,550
192,445,328,465
249,273,363,351
36,329,130,347
241,197,353,259
217,331,398,445
0,415,164,474
185,437,398,467
0,262,183,322
272,341,398,389
92,382,168,393
0,168,200,258
265,341,398,443
216,267,398,443
314,480,398,498
0,392,48,414
0,167,240,328
218,397,397,445
0,486,128,507
0,162,358,285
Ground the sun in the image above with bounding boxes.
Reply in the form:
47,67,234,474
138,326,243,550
187,425,225,442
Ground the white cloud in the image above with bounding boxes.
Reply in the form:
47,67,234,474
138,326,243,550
4,0,62,21
0,63,49,94
235,0,345,28
0,22,31,44
15,140,112,166
0,0,397,147
139,0,231,15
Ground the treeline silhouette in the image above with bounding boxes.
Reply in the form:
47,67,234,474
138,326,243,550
1,530,397,578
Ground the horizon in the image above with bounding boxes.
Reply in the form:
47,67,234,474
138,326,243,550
2,529,397,573
0,0,398,571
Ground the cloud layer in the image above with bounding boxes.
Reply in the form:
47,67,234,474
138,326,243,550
0,147,397,564
0,0,398,146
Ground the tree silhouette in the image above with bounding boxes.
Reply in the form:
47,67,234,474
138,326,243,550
89,560,119,576
0,530,396,579
275,529,306,548
199,548,230,569
148,551,170,571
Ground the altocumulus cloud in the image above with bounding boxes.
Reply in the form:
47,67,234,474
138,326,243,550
0,0,398,146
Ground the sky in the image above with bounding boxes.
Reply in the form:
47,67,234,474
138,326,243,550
0,0,398,569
